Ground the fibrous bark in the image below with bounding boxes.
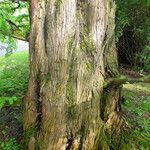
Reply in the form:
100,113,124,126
23,0,123,149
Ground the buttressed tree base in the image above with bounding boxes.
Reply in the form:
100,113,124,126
23,0,123,149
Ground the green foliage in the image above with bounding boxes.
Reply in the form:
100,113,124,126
116,0,150,70
0,51,29,109
115,6,129,42
0,0,29,54
0,96,17,109
0,138,20,150
135,46,150,71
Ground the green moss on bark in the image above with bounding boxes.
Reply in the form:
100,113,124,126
54,0,62,18
23,127,37,149
66,36,77,119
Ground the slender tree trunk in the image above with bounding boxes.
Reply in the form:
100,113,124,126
23,0,123,149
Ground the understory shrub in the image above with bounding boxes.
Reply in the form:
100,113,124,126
0,51,29,108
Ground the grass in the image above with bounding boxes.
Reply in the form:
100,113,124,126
122,83,150,150
0,51,29,108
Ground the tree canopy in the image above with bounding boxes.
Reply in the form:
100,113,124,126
0,0,29,54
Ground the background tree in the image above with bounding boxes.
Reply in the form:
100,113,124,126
23,0,123,149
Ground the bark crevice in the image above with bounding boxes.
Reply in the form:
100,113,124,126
66,132,74,150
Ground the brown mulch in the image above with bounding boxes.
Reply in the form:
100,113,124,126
120,65,149,78
0,106,23,143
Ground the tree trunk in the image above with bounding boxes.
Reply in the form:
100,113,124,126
23,0,123,149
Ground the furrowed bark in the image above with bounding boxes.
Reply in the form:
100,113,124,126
23,0,123,149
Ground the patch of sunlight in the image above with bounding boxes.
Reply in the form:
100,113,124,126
0,51,29,72
123,83,150,95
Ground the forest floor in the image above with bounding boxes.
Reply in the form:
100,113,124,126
120,67,150,149
0,52,149,149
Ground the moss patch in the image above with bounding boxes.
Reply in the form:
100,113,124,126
54,0,62,18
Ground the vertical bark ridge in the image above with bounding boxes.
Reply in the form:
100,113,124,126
23,0,48,149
